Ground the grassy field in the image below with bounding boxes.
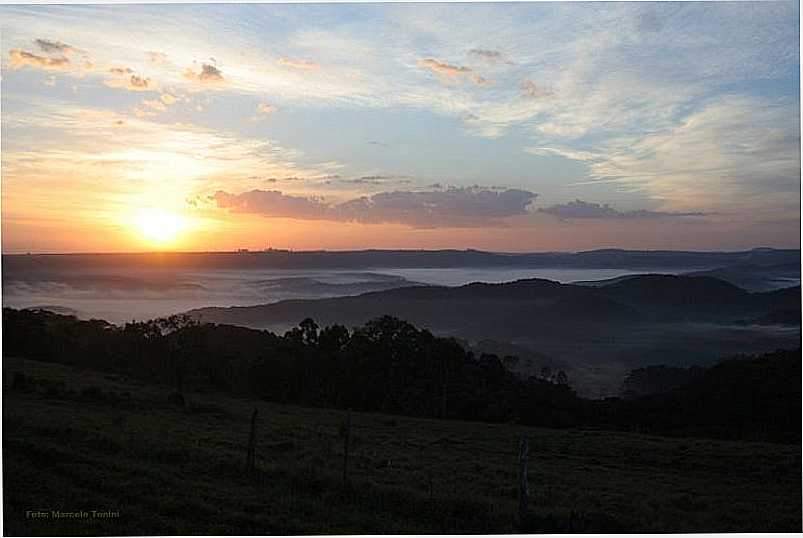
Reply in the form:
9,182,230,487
3,356,801,535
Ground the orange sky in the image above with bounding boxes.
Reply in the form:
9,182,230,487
1,3,799,254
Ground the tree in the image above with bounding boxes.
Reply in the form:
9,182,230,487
299,318,319,347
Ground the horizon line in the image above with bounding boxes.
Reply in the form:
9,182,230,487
1,246,799,257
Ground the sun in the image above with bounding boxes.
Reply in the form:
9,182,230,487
134,209,187,244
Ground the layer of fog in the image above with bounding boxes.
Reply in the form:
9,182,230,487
3,266,654,325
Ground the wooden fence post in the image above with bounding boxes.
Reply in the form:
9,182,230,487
441,381,447,419
245,407,258,473
518,433,529,525
342,410,352,486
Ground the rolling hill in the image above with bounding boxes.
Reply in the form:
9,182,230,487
188,275,798,330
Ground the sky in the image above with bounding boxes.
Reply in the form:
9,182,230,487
1,2,800,253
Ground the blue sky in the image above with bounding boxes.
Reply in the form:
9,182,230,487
1,2,800,252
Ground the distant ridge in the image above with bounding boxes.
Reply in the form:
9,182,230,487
187,274,799,330
3,247,799,272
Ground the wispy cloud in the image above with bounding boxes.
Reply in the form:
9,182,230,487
136,98,167,117
1,102,332,206
418,58,488,86
521,80,554,99
337,175,409,185
257,102,277,115
278,57,320,70
525,146,598,162
585,95,801,217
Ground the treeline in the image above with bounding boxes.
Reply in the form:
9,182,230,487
620,365,708,398
607,349,801,443
2,308,578,426
3,308,799,443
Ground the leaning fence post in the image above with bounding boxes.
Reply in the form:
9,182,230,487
245,407,258,473
342,410,352,486
518,433,529,526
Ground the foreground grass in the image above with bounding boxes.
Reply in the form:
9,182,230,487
3,356,801,535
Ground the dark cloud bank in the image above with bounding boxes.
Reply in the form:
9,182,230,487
539,199,708,220
213,187,537,228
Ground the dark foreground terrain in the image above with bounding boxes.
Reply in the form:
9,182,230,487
4,356,801,535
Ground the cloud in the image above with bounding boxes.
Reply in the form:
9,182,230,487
135,93,177,117
104,72,151,91
332,175,412,186
109,67,133,76
468,49,511,65
418,58,470,77
181,64,223,85
199,63,224,82
418,58,490,87
34,39,78,55
342,187,537,227
141,99,167,112
147,51,169,65
10,39,93,76
257,103,277,115
525,146,598,162
260,176,314,183
213,186,537,228
212,190,329,220
521,80,554,99
8,49,71,71
356,175,400,181
539,199,708,220
417,58,489,86
278,57,320,70
183,63,225,84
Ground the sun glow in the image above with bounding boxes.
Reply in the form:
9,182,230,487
134,209,187,244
